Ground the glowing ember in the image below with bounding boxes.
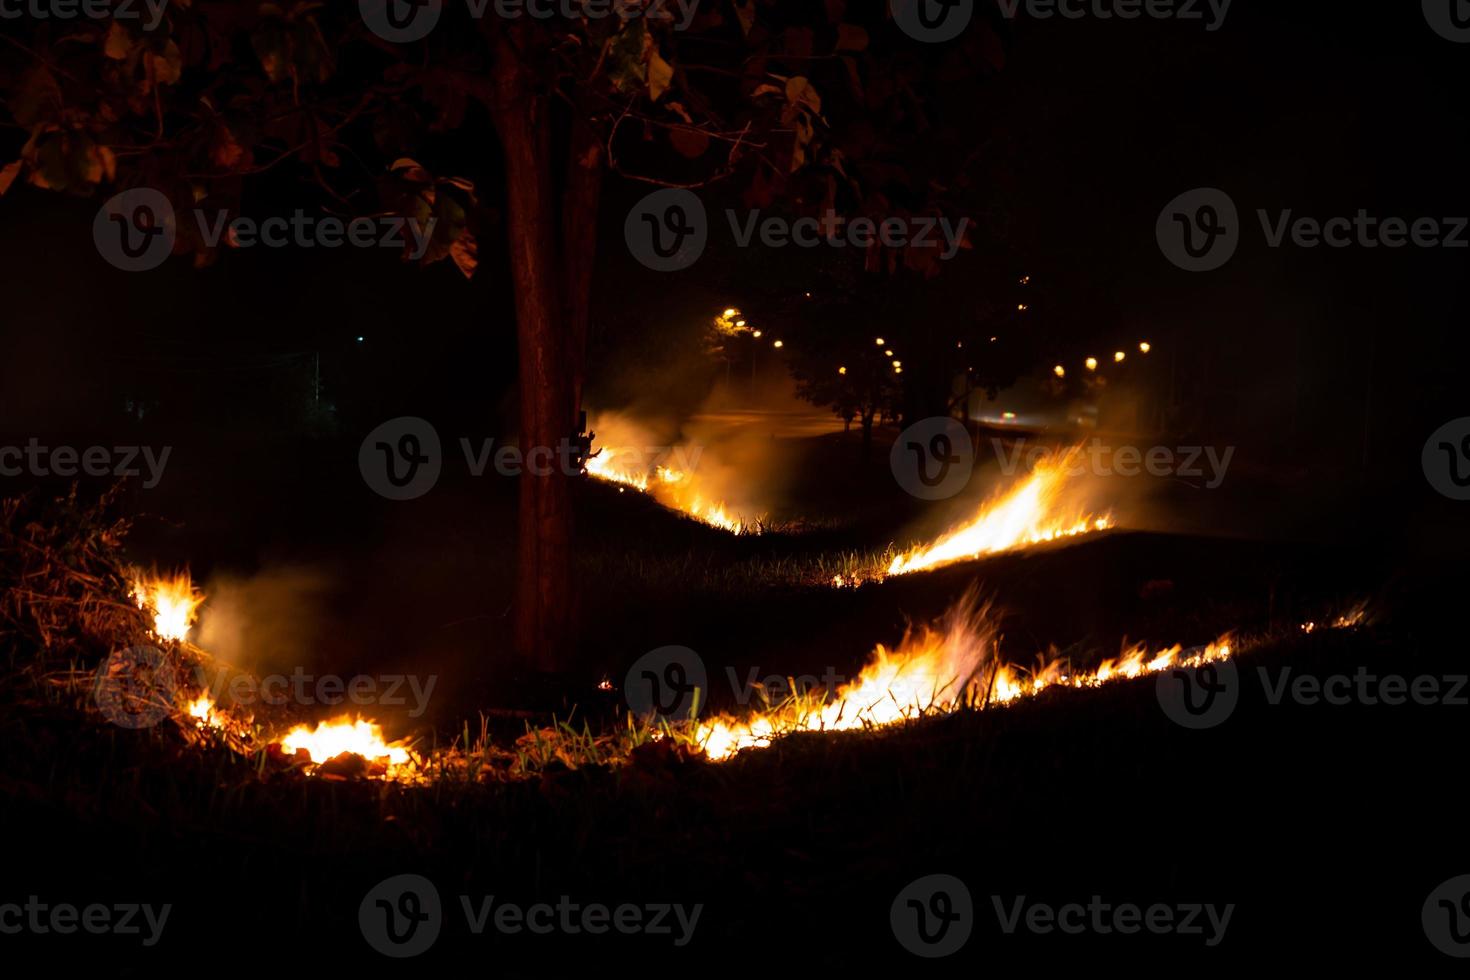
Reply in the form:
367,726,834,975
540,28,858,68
887,449,1110,576
279,718,412,768
132,573,205,642
587,447,752,533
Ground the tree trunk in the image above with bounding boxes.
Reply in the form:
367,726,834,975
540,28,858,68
491,33,574,671
562,111,603,423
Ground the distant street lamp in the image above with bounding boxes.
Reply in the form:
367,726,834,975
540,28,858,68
1085,357,1098,371
1053,364,1066,378
1139,341,1152,354
1114,351,1126,363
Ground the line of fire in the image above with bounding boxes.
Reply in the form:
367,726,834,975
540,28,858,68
1,0,1466,971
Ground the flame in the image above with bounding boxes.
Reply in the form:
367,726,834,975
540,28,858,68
187,693,224,730
132,573,205,642
279,717,412,768
587,447,751,533
887,449,1110,576
696,598,998,759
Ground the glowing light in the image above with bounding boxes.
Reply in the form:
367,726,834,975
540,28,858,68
887,448,1111,576
724,308,738,318
1053,365,1066,378
280,717,412,770
1017,304,1028,312
1139,341,1151,353
132,574,204,643
838,366,847,375
1085,357,1098,371
773,340,784,349
752,330,762,338
1114,351,1126,363
875,338,885,346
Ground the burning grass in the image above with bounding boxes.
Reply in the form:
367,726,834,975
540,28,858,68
0,487,1373,791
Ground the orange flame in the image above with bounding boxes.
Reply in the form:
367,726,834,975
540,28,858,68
888,449,1110,576
587,447,751,533
694,596,1233,761
279,717,412,769
132,573,205,643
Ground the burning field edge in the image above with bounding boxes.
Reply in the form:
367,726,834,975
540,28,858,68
0,487,1369,789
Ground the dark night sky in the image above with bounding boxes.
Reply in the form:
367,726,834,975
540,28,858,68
2,1,1465,490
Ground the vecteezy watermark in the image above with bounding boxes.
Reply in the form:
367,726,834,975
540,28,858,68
94,644,176,729
622,646,848,721
994,439,1236,489
358,416,701,501
1423,0,1470,43
0,897,171,946
359,0,700,44
624,189,970,272
1156,658,1239,729
1424,875,1470,957
1159,187,1470,271
0,439,171,489
93,188,436,273
1423,418,1470,501
891,874,974,957
1159,661,1468,730
201,669,438,718
992,895,1234,946
624,645,708,721
995,0,1231,30
358,874,701,957
892,417,975,500
0,0,169,28
890,0,973,44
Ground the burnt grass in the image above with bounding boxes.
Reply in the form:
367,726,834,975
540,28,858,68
1,477,1464,971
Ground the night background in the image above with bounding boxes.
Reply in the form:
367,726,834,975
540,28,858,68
1,0,1467,970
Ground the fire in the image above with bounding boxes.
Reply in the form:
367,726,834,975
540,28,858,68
887,449,1110,576
279,717,412,768
132,572,205,642
586,447,751,533
187,693,224,730
692,596,1235,761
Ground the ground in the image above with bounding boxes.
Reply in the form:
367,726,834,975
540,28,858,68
0,419,1461,970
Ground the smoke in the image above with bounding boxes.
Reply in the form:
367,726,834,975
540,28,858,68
195,565,335,675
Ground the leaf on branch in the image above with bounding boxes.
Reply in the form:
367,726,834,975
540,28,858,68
648,48,674,102
103,22,134,60
449,232,479,279
669,128,709,159
0,161,22,197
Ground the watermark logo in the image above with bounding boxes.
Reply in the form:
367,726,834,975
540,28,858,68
360,0,442,42
891,874,973,957
1423,418,1470,501
0,898,171,946
1156,657,1238,729
94,188,176,273
891,417,974,500
0,0,169,28
94,644,176,729
1424,875,1470,957
1424,0,1470,42
360,417,443,501
994,0,1231,31
891,0,973,44
360,874,442,958
625,645,707,720
0,439,172,489
994,895,1233,945
625,188,708,272
1157,187,1238,272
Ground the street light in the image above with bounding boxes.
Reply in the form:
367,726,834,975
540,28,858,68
773,340,784,349
838,366,847,375
723,308,738,318
1139,341,1151,354
1053,364,1066,378
1114,351,1126,363
875,337,885,346
1085,357,1098,371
